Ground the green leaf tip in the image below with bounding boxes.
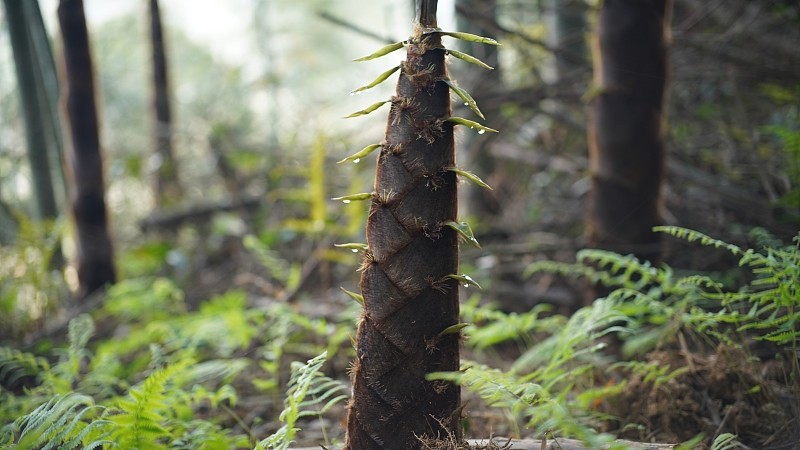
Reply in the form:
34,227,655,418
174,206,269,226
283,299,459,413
439,323,472,336
443,79,485,120
439,31,500,46
447,167,493,190
447,274,482,289
340,287,364,304
447,117,498,134
444,220,481,248
334,243,369,252
332,192,373,203
345,101,391,119
353,41,406,61
337,143,382,164
446,49,494,70
351,65,401,95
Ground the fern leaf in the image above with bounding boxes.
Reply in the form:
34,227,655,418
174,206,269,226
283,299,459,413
258,351,346,450
12,394,110,450
654,226,745,256
109,363,186,449
0,346,48,390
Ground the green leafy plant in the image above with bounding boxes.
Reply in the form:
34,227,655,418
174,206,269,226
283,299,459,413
432,294,638,447
1,308,254,449
430,226,799,448
107,362,186,449
1,393,111,450
256,351,347,450
0,214,67,340
0,347,49,395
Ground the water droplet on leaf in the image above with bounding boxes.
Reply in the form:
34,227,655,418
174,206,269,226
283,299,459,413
342,199,351,204
478,129,486,134
353,158,361,164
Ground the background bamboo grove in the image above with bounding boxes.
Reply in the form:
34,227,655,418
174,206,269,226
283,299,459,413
0,1,798,449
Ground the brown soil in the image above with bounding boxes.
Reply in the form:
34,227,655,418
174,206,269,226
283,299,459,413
603,345,800,449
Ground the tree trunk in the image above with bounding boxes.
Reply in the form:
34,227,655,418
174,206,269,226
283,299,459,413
58,0,116,299
4,0,59,221
345,1,462,448
549,0,588,77
28,0,67,199
586,0,672,264
149,0,182,207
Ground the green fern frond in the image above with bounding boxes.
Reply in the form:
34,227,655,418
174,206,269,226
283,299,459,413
429,361,616,446
257,351,346,450
676,275,724,291
0,347,49,391
10,393,111,450
67,314,95,359
654,226,746,256
461,303,557,350
524,259,612,286
44,315,95,395
577,249,664,290
108,362,187,449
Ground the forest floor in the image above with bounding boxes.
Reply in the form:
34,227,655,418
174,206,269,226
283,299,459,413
199,293,800,450
178,238,799,450
161,136,800,449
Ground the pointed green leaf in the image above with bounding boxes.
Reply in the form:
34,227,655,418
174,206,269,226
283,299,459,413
447,117,498,134
444,221,481,248
340,287,364,304
447,274,483,289
332,192,373,203
439,31,500,46
354,41,406,61
582,84,606,102
447,167,493,190
446,48,494,70
337,143,382,164
350,65,401,95
443,79,484,120
345,101,391,118
439,323,472,336
334,243,369,252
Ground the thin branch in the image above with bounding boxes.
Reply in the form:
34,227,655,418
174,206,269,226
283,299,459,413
317,11,395,45
455,2,584,64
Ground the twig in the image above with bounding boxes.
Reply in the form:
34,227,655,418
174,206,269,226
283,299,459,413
677,331,696,372
316,11,395,45
454,3,585,66
283,236,334,303
138,195,263,232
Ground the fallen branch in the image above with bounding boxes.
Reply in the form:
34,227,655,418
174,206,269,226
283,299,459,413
317,11,395,44
138,195,263,232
